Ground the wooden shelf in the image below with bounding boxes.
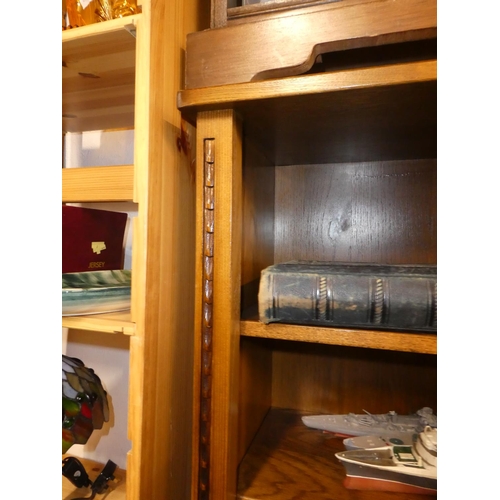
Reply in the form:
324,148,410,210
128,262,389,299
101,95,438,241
62,165,134,202
179,60,436,110
237,408,434,500
62,311,135,335
63,16,139,133
178,60,437,165
62,456,126,499
241,318,436,354
61,1,206,498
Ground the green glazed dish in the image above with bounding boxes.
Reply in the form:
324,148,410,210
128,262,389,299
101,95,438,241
62,269,131,316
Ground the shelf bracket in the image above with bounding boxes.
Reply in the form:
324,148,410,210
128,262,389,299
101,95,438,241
124,22,137,38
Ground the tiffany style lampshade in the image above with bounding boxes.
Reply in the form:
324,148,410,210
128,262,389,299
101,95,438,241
62,354,110,454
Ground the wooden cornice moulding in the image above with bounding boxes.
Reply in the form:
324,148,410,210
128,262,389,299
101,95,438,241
178,60,437,112
185,0,437,89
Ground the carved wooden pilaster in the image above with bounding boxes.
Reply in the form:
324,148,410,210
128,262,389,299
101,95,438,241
199,138,215,499
193,110,242,500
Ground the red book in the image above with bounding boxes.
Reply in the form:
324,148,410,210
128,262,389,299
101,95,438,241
62,206,128,273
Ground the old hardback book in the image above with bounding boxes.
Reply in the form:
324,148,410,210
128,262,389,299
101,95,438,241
258,261,437,332
62,206,128,273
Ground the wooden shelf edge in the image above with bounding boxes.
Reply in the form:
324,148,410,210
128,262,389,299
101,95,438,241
62,455,127,499
62,14,140,43
62,165,134,202
240,319,437,354
62,311,135,335
178,60,436,112
63,16,138,133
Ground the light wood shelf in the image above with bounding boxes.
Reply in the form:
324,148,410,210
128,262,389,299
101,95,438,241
62,165,134,202
62,311,135,335
62,456,126,499
241,318,437,355
63,15,139,133
62,162,135,337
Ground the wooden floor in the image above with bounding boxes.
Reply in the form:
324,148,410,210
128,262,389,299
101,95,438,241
62,456,126,500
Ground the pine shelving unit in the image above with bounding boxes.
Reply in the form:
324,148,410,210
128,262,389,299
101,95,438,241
62,15,137,133
62,1,208,498
62,311,135,335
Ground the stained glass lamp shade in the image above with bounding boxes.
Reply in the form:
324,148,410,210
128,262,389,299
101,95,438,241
62,355,110,454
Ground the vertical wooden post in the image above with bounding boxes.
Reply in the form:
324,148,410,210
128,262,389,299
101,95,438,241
193,110,243,500
129,0,207,498
211,0,227,28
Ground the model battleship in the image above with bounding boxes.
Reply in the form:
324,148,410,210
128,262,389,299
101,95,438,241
343,431,417,450
302,407,436,437
336,425,437,495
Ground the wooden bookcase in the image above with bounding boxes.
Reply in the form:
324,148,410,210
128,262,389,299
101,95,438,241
178,0,437,499
62,2,208,498
185,0,437,87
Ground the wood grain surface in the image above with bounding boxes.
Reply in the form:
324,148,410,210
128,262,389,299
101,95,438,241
274,160,436,265
237,408,435,499
185,0,437,87
63,1,209,499
241,318,437,354
63,16,138,132
62,165,134,202
179,61,437,166
182,8,437,498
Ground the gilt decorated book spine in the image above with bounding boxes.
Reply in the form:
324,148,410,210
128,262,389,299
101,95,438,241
258,261,437,332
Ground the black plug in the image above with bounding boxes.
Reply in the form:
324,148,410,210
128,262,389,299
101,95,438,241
91,459,117,494
62,456,92,488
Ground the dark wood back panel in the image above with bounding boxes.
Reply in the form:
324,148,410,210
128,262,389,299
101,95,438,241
275,159,437,265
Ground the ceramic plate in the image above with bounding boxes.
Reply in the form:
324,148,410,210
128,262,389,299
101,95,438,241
62,269,131,316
